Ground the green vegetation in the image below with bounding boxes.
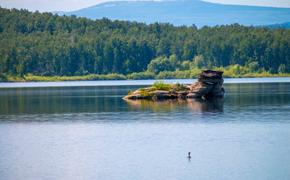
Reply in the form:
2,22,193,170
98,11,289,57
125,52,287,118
127,81,179,98
138,88,152,97
152,81,171,91
0,7,289,82
3,73,126,82
1,66,290,82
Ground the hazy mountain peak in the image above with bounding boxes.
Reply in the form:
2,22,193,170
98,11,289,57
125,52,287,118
64,0,290,27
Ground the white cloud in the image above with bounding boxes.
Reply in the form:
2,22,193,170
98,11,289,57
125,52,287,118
0,0,108,12
0,0,166,12
203,0,290,8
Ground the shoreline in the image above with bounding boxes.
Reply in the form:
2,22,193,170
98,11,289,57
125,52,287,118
1,73,290,83
1,77,290,89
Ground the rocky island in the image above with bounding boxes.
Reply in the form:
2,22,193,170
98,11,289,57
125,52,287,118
123,70,225,100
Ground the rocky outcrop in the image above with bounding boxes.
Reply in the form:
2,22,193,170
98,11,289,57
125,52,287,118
188,70,225,98
123,70,225,100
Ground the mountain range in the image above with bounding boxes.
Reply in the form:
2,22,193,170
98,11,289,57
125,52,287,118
264,22,290,29
64,0,290,27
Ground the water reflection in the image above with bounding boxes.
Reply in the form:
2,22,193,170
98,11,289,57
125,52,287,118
124,98,224,113
0,86,132,115
0,82,290,117
1,81,290,180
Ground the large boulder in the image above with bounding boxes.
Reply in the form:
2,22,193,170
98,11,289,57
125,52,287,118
189,82,213,96
192,70,225,98
151,90,177,100
199,70,223,79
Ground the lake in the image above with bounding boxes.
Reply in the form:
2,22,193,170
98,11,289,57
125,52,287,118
0,78,290,180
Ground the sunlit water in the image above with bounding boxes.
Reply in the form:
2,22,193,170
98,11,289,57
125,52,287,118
0,78,290,180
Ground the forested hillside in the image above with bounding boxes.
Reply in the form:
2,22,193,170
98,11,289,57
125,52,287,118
0,8,289,81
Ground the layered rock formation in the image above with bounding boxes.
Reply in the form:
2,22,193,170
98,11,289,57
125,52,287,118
123,70,225,100
188,70,225,98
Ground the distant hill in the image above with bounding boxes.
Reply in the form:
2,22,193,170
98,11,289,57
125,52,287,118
65,0,290,27
264,22,290,29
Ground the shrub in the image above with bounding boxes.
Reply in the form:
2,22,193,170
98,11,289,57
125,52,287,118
156,71,176,79
152,81,171,91
0,73,7,81
127,71,155,80
278,64,286,74
147,56,175,74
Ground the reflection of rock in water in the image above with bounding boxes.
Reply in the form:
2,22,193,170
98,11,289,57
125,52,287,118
187,98,224,113
124,98,224,113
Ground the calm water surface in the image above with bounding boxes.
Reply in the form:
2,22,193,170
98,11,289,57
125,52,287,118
0,78,290,180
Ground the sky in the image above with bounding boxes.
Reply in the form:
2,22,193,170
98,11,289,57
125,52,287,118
0,0,290,12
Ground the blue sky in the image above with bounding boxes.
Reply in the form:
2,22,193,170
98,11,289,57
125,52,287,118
1,0,290,12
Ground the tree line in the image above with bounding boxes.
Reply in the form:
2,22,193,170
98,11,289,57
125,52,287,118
0,7,289,80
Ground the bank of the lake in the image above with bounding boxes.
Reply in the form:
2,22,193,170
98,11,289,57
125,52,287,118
1,71,290,82
1,77,290,89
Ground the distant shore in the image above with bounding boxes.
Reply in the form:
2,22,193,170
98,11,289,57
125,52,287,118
1,71,290,82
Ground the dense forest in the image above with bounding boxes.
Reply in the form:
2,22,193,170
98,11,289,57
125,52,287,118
0,7,289,81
